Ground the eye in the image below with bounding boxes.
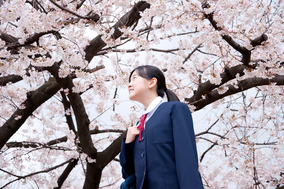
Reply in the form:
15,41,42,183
131,75,137,81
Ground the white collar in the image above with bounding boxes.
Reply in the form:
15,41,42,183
144,96,164,120
133,97,164,128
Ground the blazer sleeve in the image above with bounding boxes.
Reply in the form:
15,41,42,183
171,102,204,189
119,138,135,179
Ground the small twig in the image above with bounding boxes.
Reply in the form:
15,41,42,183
0,158,75,189
49,0,99,22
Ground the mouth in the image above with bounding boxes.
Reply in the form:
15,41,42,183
129,89,133,94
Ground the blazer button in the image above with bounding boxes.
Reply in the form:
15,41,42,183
141,137,144,141
141,153,144,158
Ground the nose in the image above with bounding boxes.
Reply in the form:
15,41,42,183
128,81,132,88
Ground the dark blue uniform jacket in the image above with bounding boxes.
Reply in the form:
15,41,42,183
120,101,204,189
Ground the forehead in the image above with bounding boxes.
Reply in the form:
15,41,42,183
130,70,138,78
129,70,141,82
131,70,138,76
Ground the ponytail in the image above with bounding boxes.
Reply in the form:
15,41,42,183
165,88,180,102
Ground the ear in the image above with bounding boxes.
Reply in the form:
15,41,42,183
148,78,157,89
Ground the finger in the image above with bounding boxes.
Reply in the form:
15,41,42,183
128,127,140,135
129,126,139,131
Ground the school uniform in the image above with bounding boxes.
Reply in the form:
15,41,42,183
120,97,204,189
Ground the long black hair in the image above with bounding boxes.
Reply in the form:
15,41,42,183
129,65,180,102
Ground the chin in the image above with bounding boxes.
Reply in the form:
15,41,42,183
129,95,139,102
129,94,134,101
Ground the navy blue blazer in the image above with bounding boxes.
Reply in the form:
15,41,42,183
120,101,204,189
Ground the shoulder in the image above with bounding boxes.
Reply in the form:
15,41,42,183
159,101,191,113
161,101,189,109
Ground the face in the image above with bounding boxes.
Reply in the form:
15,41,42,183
128,71,152,102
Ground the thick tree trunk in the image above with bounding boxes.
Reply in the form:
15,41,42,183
83,162,102,189
83,131,127,188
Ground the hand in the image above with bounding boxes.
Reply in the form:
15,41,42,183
125,126,140,143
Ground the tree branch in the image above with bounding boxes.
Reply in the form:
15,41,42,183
185,64,248,109
203,9,251,65
5,30,61,50
0,75,23,86
251,33,268,47
84,1,150,62
49,0,99,22
54,158,79,189
97,131,126,169
0,158,75,189
46,62,97,159
0,77,61,150
5,128,124,151
60,91,77,134
47,136,68,145
186,74,284,111
76,0,87,9
83,131,126,188
0,32,18,43
200,142,218,162
5,136,68,147
183,43,203,64
201,1,268,66
5,141,73,151
90,129,125,135
26,0,47,13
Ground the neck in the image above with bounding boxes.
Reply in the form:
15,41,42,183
141,94,158,110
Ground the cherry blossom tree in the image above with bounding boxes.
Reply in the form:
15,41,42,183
0,0,284,188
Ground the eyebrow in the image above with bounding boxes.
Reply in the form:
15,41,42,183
130,73,138,82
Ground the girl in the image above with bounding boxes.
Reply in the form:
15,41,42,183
120,65,204,189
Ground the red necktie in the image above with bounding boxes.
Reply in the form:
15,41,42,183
137,114,147,142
